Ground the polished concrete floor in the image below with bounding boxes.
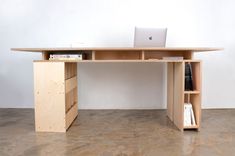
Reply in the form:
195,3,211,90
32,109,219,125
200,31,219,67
0,109,235,156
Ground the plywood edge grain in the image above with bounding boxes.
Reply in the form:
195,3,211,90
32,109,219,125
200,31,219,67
11,47,223,52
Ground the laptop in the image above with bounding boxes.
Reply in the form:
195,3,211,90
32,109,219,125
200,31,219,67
134,27,167,47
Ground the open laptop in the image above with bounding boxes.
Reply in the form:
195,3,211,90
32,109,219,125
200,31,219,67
134,27,167,47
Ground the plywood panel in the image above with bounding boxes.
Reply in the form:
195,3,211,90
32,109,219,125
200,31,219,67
34,62,66,132
191,61,201,130
173,62,184,131
66,103,78,129
192,62,201,91
167,62,174,121
141,51,145,60
65,63,78,126
66,87,77,113
191,94,201,130
92,51,96,60
12,47,222,52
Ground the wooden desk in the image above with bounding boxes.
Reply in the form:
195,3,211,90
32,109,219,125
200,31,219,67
12,47,221,132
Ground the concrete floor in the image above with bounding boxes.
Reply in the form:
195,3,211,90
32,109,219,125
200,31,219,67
0,109,235,156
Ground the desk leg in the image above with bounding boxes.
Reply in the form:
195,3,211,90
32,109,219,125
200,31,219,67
34,62,78,132
167,62,174,121
167,62,184,131
173,62,184,131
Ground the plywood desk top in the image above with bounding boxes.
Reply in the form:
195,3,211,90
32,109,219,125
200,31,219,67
11,47,222,52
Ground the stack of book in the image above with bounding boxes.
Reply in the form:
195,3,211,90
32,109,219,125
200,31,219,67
184,103,196,126
49,54,84,60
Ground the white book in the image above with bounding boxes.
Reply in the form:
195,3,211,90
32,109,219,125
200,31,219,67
184,103,192,126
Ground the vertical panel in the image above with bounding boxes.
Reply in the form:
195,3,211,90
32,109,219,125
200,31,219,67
167,62,174,121
141,51,145,60
192,62,202,91
191,94,201,130
41,52,49,60
173,62,184,131
192,61,202,130
65,63,77,79
92,51,96,60
34,62,66,132
65,63,78,129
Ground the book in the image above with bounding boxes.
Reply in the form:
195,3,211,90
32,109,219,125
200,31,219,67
184,103,196,126
185,63,193,91
49,54,84,60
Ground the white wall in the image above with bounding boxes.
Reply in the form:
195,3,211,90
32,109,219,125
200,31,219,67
0,0,234,109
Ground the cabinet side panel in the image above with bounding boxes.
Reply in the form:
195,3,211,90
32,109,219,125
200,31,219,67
192,62,202,130
65,63,78,130
167,62,174,121
65,63,77,80
173,62,184,131
192,62,201,91
34,62,66,132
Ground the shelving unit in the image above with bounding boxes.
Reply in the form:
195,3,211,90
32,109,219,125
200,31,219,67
11,47,220,132
183,61,201,130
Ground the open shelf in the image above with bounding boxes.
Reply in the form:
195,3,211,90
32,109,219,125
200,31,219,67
183,61,201,130
43,50,93,61
144,51,192,60
183,94,201,130
95,51,141,60
38,50,202,62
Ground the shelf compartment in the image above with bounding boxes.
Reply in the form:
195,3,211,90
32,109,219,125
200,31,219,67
95,51,141,60
184,62,201,91
144,51,193,60
184,94,201,130
43,51,93,61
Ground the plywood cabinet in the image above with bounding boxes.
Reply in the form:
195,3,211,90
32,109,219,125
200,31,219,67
34,62,78,132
